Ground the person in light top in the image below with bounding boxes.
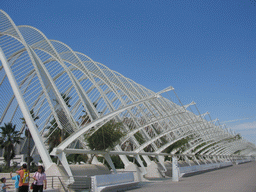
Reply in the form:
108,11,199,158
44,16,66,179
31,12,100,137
10,169,21,192
0,177,12,192
32,166,47,192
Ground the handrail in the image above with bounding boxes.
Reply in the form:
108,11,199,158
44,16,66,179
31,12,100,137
58,176,68,192
42,175,90,191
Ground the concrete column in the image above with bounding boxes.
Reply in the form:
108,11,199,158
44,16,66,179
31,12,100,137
172,156,179,182
104,154,117,173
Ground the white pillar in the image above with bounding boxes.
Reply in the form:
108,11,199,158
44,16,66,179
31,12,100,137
0,47,53,169
115,145,131,167
156,155,167,172
57,152,73,178
172,156,179,182
104,154,117,174
135,154,147,175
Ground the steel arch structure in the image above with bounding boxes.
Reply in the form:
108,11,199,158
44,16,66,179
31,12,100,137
0,10,255,175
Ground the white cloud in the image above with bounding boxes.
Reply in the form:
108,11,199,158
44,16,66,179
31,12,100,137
229,121,256,131
228,121,256,145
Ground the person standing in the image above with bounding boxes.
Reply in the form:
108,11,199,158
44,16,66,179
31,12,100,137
16,164,30,192
32,166,47,192
10,171,20,192
0,177,12,192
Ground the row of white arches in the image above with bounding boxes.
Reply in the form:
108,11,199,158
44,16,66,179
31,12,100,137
0,10,255,175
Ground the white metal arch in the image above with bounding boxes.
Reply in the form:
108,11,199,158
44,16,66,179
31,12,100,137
0,10,255,176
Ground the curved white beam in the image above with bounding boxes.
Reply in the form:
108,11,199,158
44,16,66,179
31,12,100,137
1,10,255,173
51,94,160,155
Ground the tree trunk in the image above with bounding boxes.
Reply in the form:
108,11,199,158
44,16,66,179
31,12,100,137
61,129,64,143
6,146,11,168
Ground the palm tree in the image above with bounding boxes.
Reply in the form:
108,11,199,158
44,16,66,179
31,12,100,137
79,102,99,126
46,118,70,153
60,93,71,108
60,93,71,141
20,109,39,171
86,119,125,151
46,93,72,153
0,123,22,168
85,119,125,164
79,110,91,126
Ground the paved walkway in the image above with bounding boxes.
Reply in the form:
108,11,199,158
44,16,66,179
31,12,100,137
127,161,256,192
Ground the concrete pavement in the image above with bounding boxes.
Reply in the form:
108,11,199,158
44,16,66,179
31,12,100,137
127,161,256,192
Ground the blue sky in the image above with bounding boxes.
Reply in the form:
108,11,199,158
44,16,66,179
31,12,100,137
1,0,256,144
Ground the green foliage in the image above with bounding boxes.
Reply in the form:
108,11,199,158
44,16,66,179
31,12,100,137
67,154,88,164
111,155,124,169
164,137,191,154
45,93,72,153
86,120,125,150
134,132,145,145
223,134,242,144
196,142,216,155
79,102,99,126
235,134,242,140
20,109,39,171
0,163,19,173
0,123,22,168
160,136,168,144
61,93,71,108
20,109,39,127
46,118,70,153
98,155,125,169
164,156,171,161
193,142,207,152
30,162,39,172
79,110,91,126
127,155,147,167
24,156,33,162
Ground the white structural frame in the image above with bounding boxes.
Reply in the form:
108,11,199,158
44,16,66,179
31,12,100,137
0,9,255,176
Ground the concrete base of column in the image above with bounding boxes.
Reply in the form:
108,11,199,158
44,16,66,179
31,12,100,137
145,161,165,179
117,162,147,182
45,163,68,177
91,156,103,165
